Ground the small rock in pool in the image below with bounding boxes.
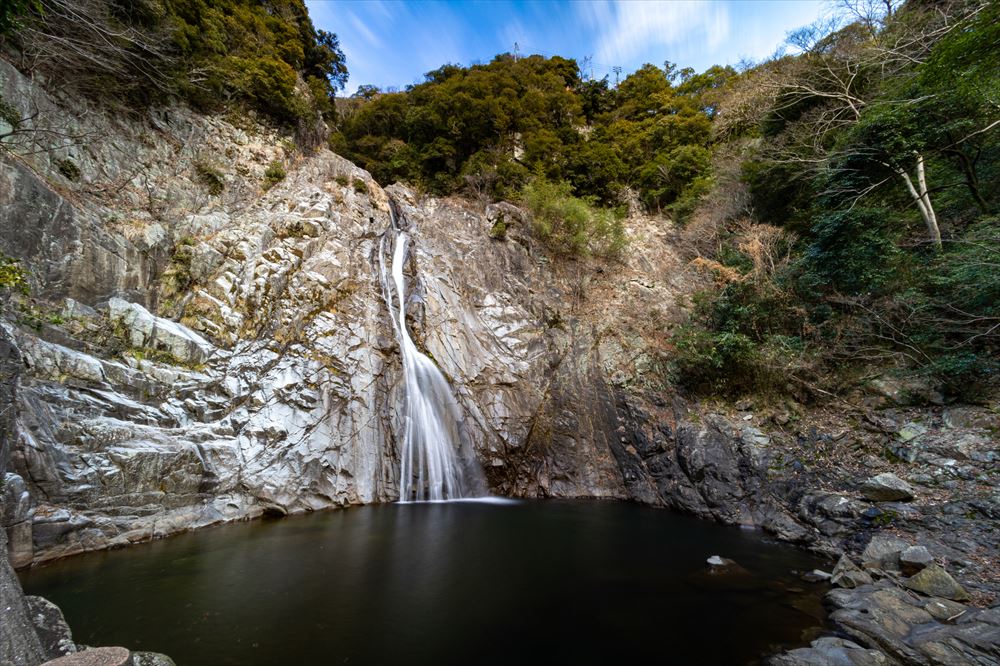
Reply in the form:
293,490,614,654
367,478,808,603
800,569,832,583
706,555,748,575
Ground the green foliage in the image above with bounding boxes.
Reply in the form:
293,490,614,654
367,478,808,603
0,0,40,37
0,95,20,132
0,254,29,296
351,178,368,195
194,160,224,195
742,159,814,231
800,208,901,294
166,0,347,124
337,55,719,211
679,2,1000,401
7,0,346,132
161,236,196,297
671,326,786,396
521,178,626,258
489,219,507,240
262,160,286,190
670,270,812,397
55,157,80,181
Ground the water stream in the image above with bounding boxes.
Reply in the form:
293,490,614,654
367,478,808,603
20,501,830,665
378,207,485,501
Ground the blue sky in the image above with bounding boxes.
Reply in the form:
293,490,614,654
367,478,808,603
306,1,829,95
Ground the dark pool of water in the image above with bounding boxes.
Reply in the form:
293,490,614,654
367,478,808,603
20,500,831,665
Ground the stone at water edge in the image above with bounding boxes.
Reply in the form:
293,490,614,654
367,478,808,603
903,564,970,601
899,545,934,576
26,595,76,660
830,554,873,589
40,647,132,666
765,636,887,666
706,555,747,575
860,473,915,502
801,569,832,583
132,653,176,666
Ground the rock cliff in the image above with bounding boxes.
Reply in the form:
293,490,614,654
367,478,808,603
2,55,998,666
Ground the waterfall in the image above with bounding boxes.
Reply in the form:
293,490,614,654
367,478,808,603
379,208,483,502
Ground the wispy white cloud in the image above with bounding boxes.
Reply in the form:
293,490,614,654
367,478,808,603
583,0,730,66
368,0,394,21
501,18,529,54
346,10,383,48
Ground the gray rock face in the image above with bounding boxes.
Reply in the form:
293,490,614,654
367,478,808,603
106,298,215,366
0,530,46,666
0,326,47,666
828,581,998,665
766,636,888,665
860,473,915,502
1,59,726,563
26,595,76,660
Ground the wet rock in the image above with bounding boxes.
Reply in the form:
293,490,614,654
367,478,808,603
801,569,832,583
899,545,933,576
40,646,132,666
132,653,176,666
828,581,998,665
706,555,747,575
922,597,968,622
860,536,909,571
860,473,914,502
26,595,76,659
903,564,970,601
766,636,888,665
798,493,865,537
831,555,873,589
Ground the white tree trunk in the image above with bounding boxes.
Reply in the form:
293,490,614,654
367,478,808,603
893,152,941,249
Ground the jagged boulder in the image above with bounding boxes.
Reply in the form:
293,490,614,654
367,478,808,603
861,535,909,571
899,545,933,576
860,473,915,502
904,564,970,601
831,555,873,589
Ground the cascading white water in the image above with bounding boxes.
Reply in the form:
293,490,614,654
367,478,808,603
379,212,480,502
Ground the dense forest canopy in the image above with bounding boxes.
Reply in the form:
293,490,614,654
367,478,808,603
332,54,732,214
0,0,347,136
